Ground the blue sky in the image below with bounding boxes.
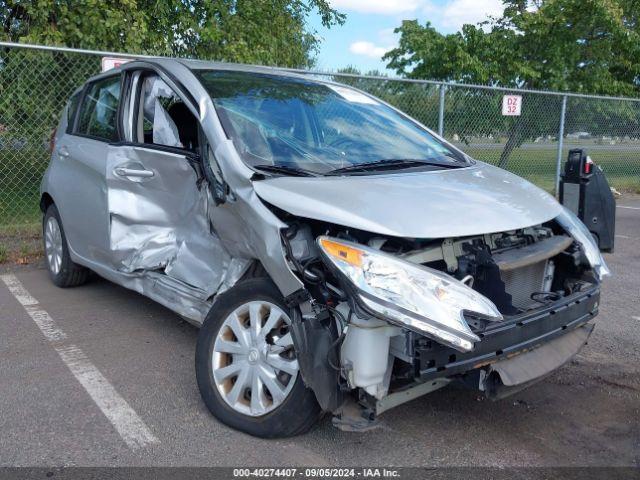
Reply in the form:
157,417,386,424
309,0,504,74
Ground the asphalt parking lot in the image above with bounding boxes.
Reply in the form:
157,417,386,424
1,199,638,468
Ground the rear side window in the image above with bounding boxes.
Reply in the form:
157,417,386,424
65,92,81,133
76,76,121,141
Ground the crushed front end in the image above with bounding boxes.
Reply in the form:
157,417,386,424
276,207,608,429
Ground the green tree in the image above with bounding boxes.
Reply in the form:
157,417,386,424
1,0,344,67
384,0,640,166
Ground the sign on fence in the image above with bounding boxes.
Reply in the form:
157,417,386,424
502,95,522,116
101,57,132,72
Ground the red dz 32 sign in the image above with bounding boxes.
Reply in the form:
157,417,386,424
502,95,522,116
101,57,133,72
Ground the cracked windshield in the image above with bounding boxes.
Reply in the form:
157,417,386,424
196,70,467,175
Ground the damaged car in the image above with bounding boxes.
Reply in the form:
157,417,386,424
41,58,610,437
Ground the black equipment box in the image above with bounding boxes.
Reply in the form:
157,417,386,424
559,149,616,252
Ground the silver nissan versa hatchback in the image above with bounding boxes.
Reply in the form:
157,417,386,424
41,58,610,437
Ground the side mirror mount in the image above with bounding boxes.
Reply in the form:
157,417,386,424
202,146,229,205
211,174,229,205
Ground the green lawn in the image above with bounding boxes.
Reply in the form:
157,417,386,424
459,143,640,194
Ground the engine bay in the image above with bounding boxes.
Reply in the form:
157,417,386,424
280,213,595,323
272,208,599,423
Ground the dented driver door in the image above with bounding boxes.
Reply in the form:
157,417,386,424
106,145,199,270
98,67,239,300
105,144,227,293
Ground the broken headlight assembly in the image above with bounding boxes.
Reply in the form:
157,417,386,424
556,207,611,281
317,237,502,352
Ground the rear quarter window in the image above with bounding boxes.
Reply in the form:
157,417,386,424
65,92,81,133
75,76,122,141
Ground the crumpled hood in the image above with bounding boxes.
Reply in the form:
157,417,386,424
253,162,563,238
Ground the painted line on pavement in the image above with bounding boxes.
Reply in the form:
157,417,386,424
617,205,640,210
1,273,159,450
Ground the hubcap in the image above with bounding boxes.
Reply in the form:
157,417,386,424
44,216,63,275
212,301,298,417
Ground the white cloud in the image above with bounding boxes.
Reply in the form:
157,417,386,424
329,0,421,15
349,41,393,58
424,0,504,31
349,27,399,60
340,0,505,66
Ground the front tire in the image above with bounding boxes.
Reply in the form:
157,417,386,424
43,204,89,288
195,278,320,437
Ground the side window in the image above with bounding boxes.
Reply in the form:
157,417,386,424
76,76,121,141
137,75,198,151
65,91,81,133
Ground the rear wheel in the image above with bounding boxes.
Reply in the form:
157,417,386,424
43,204,89,288
195,278,320,437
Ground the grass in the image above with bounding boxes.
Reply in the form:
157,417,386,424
0,222,42,266
458,143,640,194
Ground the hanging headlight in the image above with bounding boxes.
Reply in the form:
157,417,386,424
556,207,611,280
317,237,502,352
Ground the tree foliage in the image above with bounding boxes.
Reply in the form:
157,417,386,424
383,0,640,167
384,0,640,96
1,0,345,68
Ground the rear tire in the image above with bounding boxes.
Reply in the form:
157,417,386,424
195,278,321,437
43,204,89,288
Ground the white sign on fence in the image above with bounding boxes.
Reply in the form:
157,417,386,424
101,57,132,72
502,95,522,116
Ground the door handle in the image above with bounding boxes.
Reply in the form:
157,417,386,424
114,167,155,178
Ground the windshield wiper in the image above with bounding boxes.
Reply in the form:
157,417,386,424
253,164,319,177
324,158,464,176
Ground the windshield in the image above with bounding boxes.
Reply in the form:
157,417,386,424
195,70,468,175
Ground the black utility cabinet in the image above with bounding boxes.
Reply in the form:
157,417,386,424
559,148,616,252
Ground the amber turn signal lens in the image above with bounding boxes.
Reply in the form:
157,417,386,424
319,238,363,267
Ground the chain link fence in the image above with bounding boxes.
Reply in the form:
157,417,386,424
1,42,639,229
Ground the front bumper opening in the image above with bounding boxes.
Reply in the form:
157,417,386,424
481,322,594,399
417,285,600,383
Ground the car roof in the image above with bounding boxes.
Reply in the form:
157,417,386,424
83,57,328,87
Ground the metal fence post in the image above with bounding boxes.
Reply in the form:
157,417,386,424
438,84,445,137
555,95,568,196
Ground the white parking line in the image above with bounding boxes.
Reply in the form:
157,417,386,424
633,316,640,322
617,205,640,210
1,273,159,450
